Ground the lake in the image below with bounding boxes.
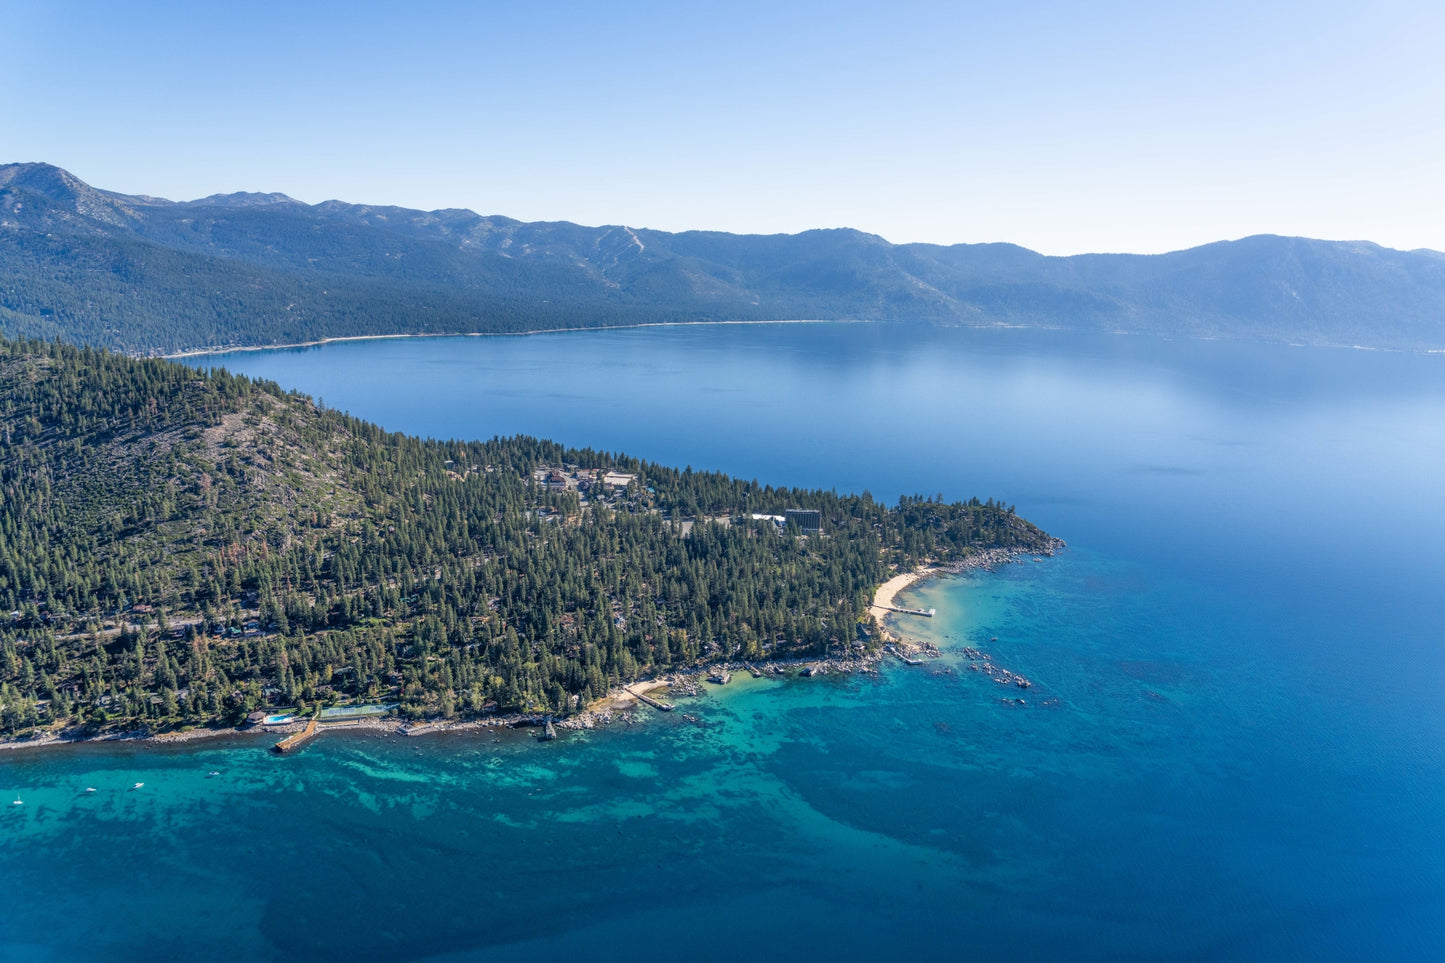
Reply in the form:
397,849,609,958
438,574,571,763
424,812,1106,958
4,322,1443,961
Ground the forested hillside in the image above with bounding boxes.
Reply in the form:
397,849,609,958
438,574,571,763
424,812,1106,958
0,337,1055,735
4,163,1444,352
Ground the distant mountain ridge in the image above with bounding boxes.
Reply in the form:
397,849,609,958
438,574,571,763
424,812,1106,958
3,161,1443,353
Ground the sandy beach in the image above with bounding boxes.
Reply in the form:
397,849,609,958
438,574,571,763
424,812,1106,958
868,566,936,642
866,543,1065,648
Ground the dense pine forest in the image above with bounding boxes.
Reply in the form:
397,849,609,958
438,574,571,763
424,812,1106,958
0,337,1056,736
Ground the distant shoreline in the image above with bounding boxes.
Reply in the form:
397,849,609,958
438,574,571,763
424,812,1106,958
162,319,860,361
155,321,1436,363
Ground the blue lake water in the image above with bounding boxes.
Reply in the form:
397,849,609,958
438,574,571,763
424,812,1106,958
4,322,1443,960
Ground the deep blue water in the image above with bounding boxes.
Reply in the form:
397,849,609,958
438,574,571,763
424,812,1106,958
4,323,1443,960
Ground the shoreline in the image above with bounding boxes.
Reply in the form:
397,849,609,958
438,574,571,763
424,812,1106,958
869,566,934,639
161,318,859,361
869,543,1066,650
0,543,1063,755
150,323,1427,363
870,565,939,654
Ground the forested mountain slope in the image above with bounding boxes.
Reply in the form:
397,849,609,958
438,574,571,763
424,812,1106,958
0,337,1054,735
3,163,1443,352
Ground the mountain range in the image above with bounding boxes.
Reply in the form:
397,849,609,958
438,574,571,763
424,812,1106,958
3,161,1443,353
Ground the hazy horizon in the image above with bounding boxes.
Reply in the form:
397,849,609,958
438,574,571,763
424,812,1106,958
6,1,1442,256
11,158,1442,259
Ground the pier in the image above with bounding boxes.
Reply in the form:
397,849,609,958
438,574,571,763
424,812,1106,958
876,605,936,618
273,714,319,754
886,645,924,666
625,684,675,712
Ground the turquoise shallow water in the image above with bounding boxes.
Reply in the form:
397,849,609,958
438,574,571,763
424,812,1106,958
4,323,1444,959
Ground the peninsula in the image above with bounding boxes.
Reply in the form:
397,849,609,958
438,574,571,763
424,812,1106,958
0,337,1058,742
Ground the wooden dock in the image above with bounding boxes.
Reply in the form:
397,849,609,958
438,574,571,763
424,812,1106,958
877,605,936,618
273,714,319,753
624,684,675,712
887,646,924,666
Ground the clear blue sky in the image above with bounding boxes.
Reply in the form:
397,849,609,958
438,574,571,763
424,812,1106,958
5,0,1442,254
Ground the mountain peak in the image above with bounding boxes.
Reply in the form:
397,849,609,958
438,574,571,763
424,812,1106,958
184,191,302,209
0,161,92,200
0,162,142,228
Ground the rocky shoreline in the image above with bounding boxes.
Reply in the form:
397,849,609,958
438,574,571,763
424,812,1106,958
560,653,884,731
1,542,1063,753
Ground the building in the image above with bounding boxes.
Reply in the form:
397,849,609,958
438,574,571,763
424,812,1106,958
602,471,637,489
785,509,822,534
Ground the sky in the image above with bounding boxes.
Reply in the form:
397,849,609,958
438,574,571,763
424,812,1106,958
4,0,1443,255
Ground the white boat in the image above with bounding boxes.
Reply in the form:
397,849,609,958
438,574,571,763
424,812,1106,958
131,782,144,790
11,799,21,806
85,787,97,793
207,771,220,776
